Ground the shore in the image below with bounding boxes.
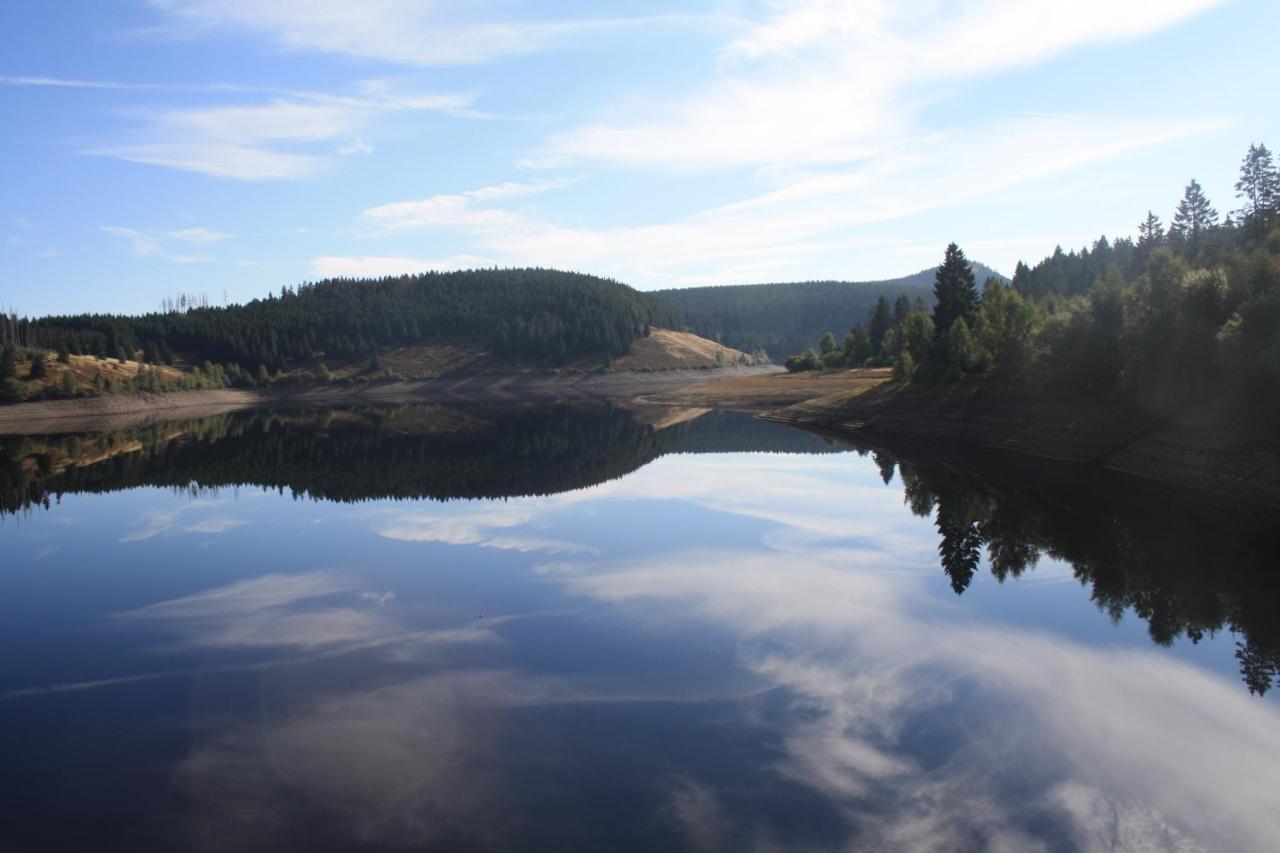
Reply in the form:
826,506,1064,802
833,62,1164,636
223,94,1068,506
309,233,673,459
649,368,1280,512
6,363,1277,512
0,365,780,435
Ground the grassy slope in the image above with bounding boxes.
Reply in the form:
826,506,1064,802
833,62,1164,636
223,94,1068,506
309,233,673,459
12,354,186,395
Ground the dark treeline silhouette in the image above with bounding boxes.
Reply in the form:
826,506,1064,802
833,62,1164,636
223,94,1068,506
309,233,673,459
853,436,1280,696
785,142,1280,421
651,263,1004,360
22,268,678,374
0,404,839,515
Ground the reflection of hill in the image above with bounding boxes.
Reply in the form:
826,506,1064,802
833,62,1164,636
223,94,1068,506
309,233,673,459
1,403,841,515
852,438,1280,697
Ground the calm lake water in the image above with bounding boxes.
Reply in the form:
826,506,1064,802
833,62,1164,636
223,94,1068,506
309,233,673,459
2,403,1278,852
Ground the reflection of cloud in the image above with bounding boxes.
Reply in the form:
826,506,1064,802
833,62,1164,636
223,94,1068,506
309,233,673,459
177,667,645,851
121,504,250,542
116,572,397,650
554,547,1280,851
374,505,597,555
185,517,249,535
664,778,728,852
177,671,517,851
592,454,935,559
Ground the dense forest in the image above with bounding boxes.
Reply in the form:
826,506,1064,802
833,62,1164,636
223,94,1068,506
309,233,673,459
1,269,677,395
652,263,1003,359
786,142,1280,421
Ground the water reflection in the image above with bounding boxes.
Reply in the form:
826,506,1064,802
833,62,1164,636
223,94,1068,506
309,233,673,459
2,403,1278,851
6,403,1272,695
0,403,840,513
847,439,1280,696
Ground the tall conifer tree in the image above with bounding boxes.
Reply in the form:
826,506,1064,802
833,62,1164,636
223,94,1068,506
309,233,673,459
1169,179,1218,245
931,243,979,341
868,295,893,354
1235,143,1280,228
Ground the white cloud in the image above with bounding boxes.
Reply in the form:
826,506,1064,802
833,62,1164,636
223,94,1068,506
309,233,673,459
344,114,1217,287
357,176,578,234
146,1,706,66
336,137,373,156
542,0,1225,170
168,226,232,244
102,225,228,264
85,84,476,180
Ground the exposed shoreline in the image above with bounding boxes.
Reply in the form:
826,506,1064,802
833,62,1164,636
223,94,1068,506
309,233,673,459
766,381,1280,513
0,366,780,435
6,363,1277,513
647,368,1280,512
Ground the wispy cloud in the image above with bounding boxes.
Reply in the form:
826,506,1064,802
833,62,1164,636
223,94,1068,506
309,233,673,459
337,114,1217,286
63,79,477,180
336,137,373,156
358,176,578,233
168,226,232,244
540,0,1225,170
102,225,218,264
145,1,711,66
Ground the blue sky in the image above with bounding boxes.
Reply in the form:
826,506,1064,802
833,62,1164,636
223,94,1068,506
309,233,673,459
3,0,1277,316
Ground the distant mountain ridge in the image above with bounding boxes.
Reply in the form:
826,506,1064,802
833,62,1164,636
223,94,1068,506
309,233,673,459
650,262,1006,359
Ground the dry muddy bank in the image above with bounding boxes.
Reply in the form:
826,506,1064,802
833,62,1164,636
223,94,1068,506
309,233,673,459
0,366,778,435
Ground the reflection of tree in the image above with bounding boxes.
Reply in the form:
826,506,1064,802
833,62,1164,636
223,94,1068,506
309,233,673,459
861,439,1280,696
935,495,983,594
897,460,937,518
1,404,838,515
978,501,1042,582
872,450,895,485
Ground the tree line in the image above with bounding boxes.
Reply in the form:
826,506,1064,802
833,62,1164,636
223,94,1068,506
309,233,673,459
786,142,1280,419
17,267,677,378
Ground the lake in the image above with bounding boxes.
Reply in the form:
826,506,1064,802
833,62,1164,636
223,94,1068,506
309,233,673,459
2,403,1278,852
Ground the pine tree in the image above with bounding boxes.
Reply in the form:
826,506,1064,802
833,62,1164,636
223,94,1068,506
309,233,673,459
868,295,893,354
893,294,911,326
1137,211,1164,247
1169,179,1218,245
931,243,979,341
1235,143,1280,228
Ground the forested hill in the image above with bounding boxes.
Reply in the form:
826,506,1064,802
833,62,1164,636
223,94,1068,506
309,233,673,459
25,268,678,373
650,263,1004,358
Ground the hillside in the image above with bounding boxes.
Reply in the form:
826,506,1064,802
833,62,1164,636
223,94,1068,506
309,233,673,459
611,328,746,370
26,268,680,374
0,323,758,408
650,262,1005,358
